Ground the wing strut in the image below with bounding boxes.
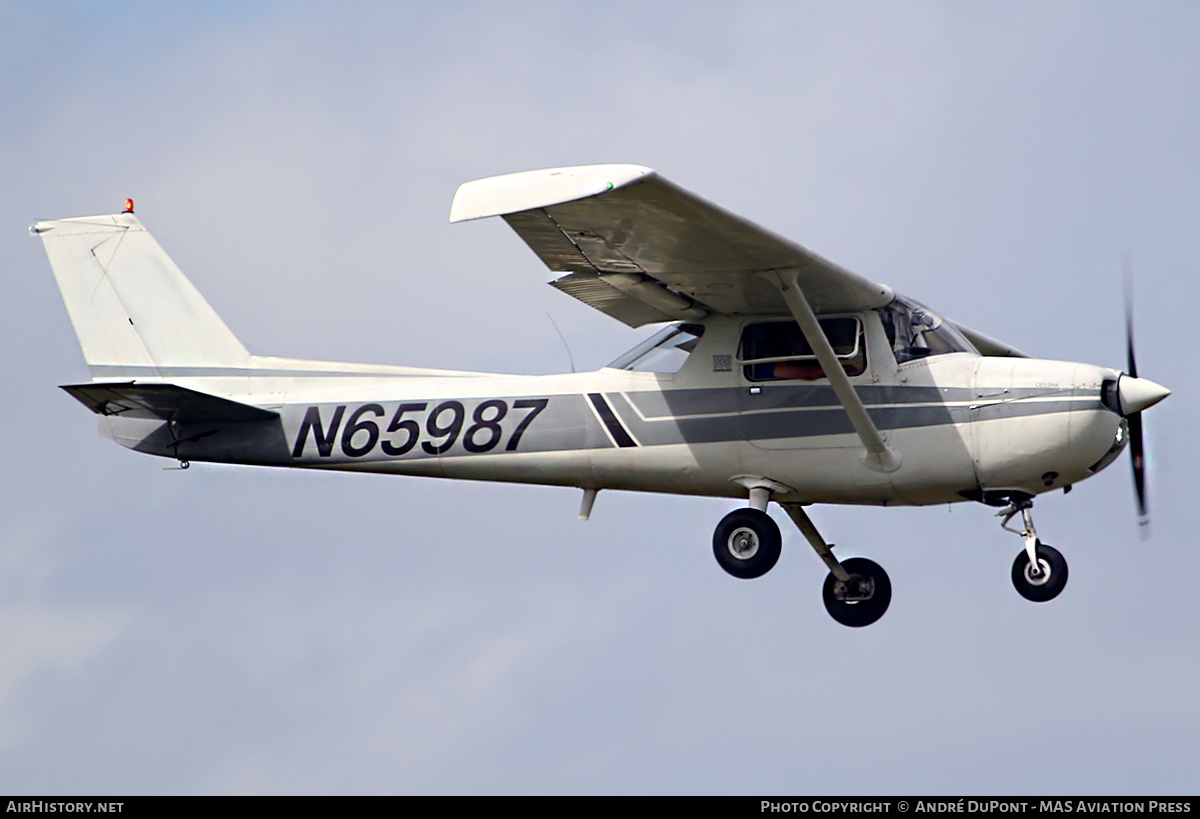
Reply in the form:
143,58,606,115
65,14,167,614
771,270,901,473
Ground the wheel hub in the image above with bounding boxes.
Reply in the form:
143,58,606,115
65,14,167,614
833,574,875,602
727,527,759,559
1023,559,1051,586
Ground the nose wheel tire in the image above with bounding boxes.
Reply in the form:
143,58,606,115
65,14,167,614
713,508,782,579
822,557,891,627
1011,541,1068,602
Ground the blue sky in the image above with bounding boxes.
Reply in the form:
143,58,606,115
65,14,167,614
1,1,1197,794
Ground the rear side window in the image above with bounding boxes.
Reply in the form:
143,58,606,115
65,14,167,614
608,323,706,373
738,318,865,382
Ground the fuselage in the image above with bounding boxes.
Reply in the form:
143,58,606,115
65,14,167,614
104,310,1128,507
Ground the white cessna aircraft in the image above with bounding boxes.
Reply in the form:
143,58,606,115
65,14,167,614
33,164,1169,627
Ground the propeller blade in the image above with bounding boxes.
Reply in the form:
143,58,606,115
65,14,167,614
1122,251,1150,536
1123,249,1138,379
1127,410,1148,532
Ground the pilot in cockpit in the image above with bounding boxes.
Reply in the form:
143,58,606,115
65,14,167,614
771,324,827,380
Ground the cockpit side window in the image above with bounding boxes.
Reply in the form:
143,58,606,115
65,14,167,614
738,318,865,382
877,297,977,363
608,323,706,373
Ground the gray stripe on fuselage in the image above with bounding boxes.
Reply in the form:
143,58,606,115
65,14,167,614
625,384,1086,420
609,387,1102,447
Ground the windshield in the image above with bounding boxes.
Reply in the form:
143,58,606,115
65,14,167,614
608,323,706,373
876,297,977,363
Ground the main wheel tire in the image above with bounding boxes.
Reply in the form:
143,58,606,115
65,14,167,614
712,508,782,579
822,557,892,627
1011,541,1068,602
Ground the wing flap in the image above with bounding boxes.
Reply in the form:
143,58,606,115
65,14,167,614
61,383,279,423
503,205,710,325
548,272,681,326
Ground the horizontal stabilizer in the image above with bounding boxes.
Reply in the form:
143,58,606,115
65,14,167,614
61,382,278,424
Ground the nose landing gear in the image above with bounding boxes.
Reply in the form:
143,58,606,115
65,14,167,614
999,497,1068,602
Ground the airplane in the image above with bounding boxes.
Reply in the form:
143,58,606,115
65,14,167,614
31,164,1170,627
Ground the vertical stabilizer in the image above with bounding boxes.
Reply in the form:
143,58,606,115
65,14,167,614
31,212,251,377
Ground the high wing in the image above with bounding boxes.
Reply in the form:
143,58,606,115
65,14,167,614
450,164,894,327
950,324,1028,358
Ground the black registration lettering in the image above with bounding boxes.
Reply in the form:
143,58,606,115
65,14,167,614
421,401,465,455
506,398,549,451
381,402,427,456
293,397,550,459
292,405,346,458
463,399,508,453
341,404,384,457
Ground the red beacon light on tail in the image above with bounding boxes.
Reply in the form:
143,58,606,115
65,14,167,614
123,199,134,213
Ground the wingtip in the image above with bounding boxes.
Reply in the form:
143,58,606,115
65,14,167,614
449,163,655,223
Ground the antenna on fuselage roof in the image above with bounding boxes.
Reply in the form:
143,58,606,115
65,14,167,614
546,312,576,374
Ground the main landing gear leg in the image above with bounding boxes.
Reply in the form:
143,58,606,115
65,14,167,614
999,498,1068,603
780,503,891,628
